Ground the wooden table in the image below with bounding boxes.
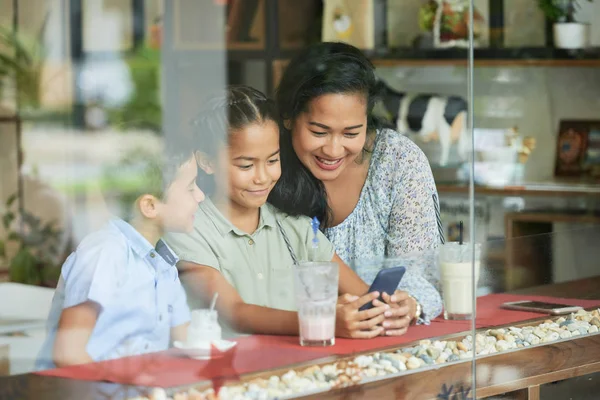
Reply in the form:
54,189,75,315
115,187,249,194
1,277,600,400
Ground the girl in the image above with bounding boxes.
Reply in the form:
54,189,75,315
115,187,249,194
268,42,444,324
165,86,414,338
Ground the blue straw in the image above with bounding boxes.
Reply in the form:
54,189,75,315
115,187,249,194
310,217,320,260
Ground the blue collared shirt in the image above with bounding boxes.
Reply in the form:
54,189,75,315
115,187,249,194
35,219,190,370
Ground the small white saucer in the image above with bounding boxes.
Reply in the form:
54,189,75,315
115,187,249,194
173,340,237,360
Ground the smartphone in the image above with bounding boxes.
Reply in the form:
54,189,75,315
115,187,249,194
501,300,583,315
359,266,406,311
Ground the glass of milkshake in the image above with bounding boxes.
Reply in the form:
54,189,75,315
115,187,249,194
293,261,339,347
439,242,481,320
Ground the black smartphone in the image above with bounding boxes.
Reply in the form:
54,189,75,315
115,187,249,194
501,300,583,315
359,266,407,311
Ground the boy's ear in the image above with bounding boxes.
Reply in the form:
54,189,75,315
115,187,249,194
195,150,214,174
138,194,160,219
283,119,292,130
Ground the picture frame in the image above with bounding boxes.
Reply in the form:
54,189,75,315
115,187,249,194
554,120,600,178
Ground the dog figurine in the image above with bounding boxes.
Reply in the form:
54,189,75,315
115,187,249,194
379,81,469,166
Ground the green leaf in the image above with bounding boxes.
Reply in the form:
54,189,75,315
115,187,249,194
6,193,18,207
7,231,21,241
2,211,14,229
9,248,39,284
0,240,5,258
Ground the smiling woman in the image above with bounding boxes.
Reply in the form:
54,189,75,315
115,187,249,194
269,42,445,325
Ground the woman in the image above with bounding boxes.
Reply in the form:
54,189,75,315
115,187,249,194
269,42,444,324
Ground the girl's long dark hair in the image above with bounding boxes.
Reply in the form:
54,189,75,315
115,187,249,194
268,42,383,228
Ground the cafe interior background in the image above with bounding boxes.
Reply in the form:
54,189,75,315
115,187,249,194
0,0,599,398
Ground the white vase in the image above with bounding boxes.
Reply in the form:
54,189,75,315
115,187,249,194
553,23,590,49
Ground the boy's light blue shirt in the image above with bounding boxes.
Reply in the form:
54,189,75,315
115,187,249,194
35,219,190,370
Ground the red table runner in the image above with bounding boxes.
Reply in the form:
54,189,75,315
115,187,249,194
36,294,600,389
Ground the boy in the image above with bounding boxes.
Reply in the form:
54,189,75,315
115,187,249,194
35,143,204,370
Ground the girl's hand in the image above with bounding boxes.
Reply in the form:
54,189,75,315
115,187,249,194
335,292,388,339
373,290,415,336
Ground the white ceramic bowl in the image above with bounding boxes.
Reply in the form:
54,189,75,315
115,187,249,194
173,340,237,360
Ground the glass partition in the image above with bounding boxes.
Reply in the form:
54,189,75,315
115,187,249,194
472,1,600,398
0,1,480,399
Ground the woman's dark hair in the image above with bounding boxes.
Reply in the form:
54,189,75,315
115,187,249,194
268,42,383,228
191,85,277,196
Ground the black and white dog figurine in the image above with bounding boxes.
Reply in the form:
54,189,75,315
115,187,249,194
379,81,469,166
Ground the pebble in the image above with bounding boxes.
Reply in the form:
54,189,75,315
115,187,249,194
383,365,399,374
322,364,337,377
560,330,572,339
486,336,498,345
436,353,449,364
390,353,407,363
542,332,560,343
457,342,468,351
419,354,434,365
354,355,373,368
591,318,600,328
363,367,377,378
533,328,547,339
590,325,599,333
406,357,421,370
448,354,460,362
427,347,441,360
434,341,446,350
151,389,167,400
495,340,511,352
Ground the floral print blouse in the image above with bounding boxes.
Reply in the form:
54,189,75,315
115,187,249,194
324,129,444,323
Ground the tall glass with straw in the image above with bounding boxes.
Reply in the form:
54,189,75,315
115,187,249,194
439,221,482,320
292,217,339,346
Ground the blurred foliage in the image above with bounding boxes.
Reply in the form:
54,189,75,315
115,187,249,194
108,46,162,133
0,193,63,287
0,17,47,112
538,0,594,22
418,0,438,32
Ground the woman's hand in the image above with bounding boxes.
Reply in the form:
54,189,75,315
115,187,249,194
374,290,416,336
335,292,389,339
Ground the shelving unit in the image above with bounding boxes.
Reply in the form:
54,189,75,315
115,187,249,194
369,47,600,67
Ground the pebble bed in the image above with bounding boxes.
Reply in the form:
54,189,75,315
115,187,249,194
132,309,600,400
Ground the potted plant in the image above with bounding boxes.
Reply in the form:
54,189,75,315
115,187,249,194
0,193,63,287
0,22,46,112
538,0,594,49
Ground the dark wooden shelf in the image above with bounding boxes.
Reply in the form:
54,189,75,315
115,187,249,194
437,179,600,197
367,47,600,67
231,46,600,70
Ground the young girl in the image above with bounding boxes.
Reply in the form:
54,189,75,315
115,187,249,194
165,86,415,339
